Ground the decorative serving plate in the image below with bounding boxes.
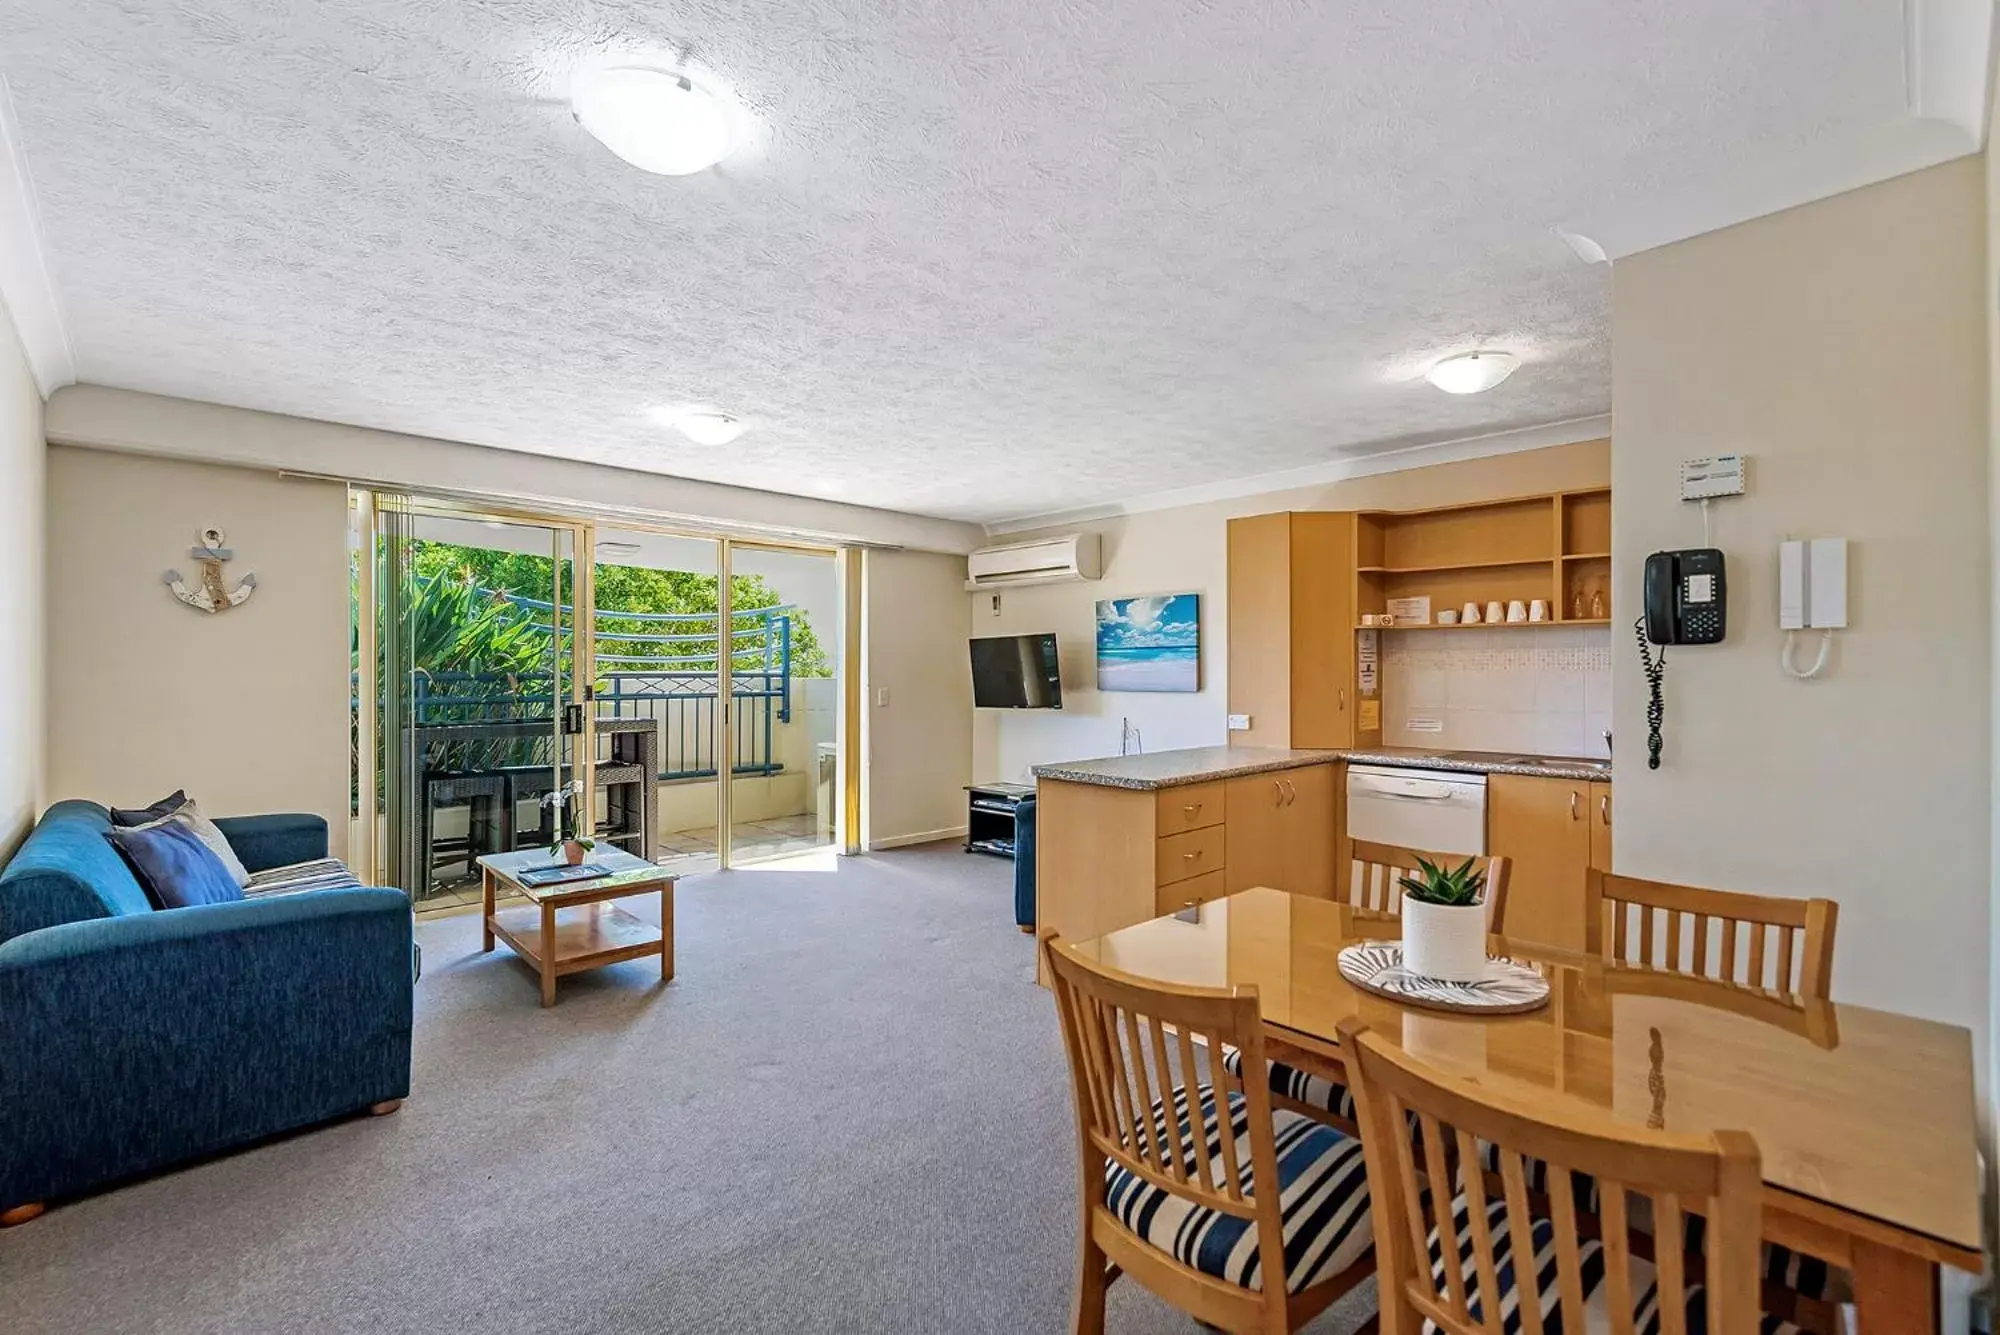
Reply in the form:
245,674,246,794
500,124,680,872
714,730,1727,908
1337,941,1551,1015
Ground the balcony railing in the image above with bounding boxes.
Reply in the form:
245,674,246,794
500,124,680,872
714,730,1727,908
397,601,795,781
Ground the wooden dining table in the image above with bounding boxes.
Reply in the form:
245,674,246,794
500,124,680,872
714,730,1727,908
1066,887,1983,1335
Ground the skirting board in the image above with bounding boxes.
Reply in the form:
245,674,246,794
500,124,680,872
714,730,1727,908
868,826,968,851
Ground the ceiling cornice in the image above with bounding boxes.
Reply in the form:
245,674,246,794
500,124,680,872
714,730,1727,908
0,73,72,395
1556,0,1994,262
981,414,1612,537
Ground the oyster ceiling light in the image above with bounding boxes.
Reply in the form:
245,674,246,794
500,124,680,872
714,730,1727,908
674,411,746,446
1425,351,1520,394
571,67,735,176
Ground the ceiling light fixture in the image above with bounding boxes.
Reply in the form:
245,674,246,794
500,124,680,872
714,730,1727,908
1425,351,1520,395
674,410,746,446
571,66,735,176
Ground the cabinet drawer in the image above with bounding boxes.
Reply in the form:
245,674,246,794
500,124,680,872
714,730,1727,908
1156,781,1225,835
1156,870,1228,917
1156,825,1226,887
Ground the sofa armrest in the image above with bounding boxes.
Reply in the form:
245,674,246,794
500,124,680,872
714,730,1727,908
213,813,330,872
0,888,413,1209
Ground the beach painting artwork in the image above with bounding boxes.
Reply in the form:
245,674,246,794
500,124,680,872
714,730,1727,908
1096,594,1201,693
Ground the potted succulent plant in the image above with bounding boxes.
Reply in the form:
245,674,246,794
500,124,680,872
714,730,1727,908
1398,855,1490,982
541,779,595,866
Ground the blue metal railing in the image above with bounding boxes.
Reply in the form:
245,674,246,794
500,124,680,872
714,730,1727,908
399,600,794,780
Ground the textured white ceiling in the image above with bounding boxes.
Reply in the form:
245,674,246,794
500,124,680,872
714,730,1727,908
1,2,1912,522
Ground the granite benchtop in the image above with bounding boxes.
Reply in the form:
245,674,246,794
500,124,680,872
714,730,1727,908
1031,744,1611,791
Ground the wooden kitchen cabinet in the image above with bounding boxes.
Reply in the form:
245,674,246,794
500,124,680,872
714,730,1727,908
1223,764,1336,898
1588,781,1612,873
1486,774,1593,951
1227,513,1357,748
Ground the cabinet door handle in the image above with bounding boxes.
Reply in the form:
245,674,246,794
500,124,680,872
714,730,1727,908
1184,850,1201,861
1339,688,1347,711
1182,801,1201,815
1599,794,1610,825
1570,790,1581,821
1274,780,1283,805
1284,779,1297,806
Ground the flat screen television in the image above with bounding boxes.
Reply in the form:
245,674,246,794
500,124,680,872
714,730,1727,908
969,633,1063,709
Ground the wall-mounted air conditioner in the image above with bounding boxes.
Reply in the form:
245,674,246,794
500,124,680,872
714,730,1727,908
964,533,1101,590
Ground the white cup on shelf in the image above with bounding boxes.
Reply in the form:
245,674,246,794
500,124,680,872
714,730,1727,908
1529,599,1549,622
1460,602,1481,625
1507,600,1528,623
1485,601,1505,625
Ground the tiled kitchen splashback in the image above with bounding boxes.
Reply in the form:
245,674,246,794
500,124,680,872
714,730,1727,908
1379,627,1613,759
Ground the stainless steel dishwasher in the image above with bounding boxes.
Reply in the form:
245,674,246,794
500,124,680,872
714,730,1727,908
1344,765,1487,855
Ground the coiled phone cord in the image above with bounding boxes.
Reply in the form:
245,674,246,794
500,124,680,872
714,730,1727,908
1634,616,1665,770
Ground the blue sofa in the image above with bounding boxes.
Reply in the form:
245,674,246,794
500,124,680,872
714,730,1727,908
0,801,414,1220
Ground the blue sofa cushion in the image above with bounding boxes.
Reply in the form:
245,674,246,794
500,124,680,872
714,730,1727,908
105,820,244,910
0,801,153,944
109,790,188,827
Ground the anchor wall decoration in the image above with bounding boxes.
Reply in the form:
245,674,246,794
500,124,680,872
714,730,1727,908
163,526,257,614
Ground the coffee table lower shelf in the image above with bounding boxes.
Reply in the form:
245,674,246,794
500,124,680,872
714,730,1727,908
488,903,665,994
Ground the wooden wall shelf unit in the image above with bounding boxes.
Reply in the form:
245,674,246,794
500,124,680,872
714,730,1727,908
1354,486,1612,632
1227,485,1610,751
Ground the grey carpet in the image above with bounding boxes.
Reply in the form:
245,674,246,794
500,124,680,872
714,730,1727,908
5,843,1375,1334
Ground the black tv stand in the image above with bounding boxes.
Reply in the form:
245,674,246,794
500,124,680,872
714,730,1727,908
964,783,1033,859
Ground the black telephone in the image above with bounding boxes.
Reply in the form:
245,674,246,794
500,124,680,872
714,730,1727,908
1643,548,1727,644
1635,548,1727,771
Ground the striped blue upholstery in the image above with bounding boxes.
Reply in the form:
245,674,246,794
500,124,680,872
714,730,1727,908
246,858,363,897
1473,1142,1847,1309
1424,1194,1805,1335
1219,1048,1356,1121
1102,1084,1374,1294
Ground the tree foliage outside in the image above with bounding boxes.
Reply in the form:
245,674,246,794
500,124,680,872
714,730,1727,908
404,542,833,680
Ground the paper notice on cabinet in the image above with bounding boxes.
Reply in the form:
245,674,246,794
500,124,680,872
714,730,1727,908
1357,630,1379,696
1358,699,1381,732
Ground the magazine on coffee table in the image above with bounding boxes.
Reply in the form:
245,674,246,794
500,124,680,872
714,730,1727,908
516,863,612,888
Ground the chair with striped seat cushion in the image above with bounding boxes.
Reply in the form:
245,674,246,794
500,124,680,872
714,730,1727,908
1340,1015,1773,1335
245,858,364,896
1104,1083,1374,1293
1425,1194,1805,1334
1043,934,1380,1334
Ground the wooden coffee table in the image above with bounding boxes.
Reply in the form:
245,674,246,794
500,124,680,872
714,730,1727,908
478,847,675,1006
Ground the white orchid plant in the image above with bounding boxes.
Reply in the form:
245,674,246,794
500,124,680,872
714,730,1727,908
540,779,595,858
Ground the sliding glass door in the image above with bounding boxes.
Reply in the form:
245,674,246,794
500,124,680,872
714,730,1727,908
353,493,856,897
362,497,585,907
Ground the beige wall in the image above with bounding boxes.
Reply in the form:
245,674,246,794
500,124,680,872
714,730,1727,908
864,548,974,846
1613,159,1989,1048
46,386,984,556
0,306,42,858
971,440,1611,782
45,447,351,854
1988,100,2000,1115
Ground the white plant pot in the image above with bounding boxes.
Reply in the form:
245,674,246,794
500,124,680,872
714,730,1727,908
1401,897,1489,982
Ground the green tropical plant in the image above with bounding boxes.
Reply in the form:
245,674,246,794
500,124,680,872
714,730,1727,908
1397,855,1487,908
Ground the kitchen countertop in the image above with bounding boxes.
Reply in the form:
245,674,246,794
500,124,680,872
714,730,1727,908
1031,746,1343,791
1032,744,1611,790
1334,747,1612,782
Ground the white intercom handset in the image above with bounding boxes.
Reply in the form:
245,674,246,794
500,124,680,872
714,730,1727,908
1778,538,1846,679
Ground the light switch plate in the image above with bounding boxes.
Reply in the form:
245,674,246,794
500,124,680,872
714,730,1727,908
1226,713,1251,731
875,687,890,707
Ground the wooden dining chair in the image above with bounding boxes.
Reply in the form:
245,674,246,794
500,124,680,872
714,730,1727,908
1345,842,1512,933
1584,870,1838,998
1584,870,1848,1330
1338,1016,1770,1334
1041,935,1377,1335
1230,845,1513,1133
